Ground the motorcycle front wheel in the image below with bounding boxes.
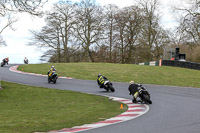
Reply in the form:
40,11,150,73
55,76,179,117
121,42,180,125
110,86,115,92
1,62,4,67
53,77,57,84
48,77,51,83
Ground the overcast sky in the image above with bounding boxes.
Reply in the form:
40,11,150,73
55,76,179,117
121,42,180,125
0,0,184,64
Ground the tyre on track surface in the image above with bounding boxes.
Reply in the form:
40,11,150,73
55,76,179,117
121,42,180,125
110,86,115,92
142,94,152,104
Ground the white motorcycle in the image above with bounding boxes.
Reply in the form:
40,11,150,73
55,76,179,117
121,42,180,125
102,80,115,92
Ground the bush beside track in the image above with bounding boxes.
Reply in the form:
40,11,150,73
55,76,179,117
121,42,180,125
0,81,126,133
18,63,200,88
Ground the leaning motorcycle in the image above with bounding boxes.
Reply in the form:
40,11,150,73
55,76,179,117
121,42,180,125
48,71,58,84
24,59,28,64
102,80,115,92
136,84,152,104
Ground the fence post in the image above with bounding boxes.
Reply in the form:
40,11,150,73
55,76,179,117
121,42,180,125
159,59,162,67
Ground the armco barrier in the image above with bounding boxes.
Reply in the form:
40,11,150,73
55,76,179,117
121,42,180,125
162,60,200,70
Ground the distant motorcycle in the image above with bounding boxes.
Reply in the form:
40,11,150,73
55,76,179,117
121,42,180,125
24,59,28,64
101,80,115,92
47,71,58,84
1,60,8,67
135,84,152,104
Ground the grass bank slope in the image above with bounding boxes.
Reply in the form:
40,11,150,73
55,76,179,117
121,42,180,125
18,63,200,88
0,81,125,133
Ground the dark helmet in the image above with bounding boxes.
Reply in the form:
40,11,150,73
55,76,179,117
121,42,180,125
98,73,101,77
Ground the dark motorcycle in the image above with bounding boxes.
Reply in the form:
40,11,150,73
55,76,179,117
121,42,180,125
102,80,115,92
24,59,28,64
1,60,7,67
136,84,152,104
48,71,58,84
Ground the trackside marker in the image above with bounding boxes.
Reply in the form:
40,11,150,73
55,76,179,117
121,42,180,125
120,104,123,109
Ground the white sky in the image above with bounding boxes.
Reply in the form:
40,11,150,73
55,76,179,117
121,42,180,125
0,0,184,64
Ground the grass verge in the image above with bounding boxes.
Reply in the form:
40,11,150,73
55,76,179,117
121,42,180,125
18,63,200,88
0,81,126,133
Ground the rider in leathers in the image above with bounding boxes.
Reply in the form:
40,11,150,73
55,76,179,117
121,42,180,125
48,65,56,77
97,74,108,88
128,80,140,103
2,57,9,65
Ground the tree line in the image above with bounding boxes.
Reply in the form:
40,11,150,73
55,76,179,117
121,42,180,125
0,0,200,63
29,0,171,64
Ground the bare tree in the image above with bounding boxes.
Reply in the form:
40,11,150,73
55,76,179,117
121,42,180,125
172,0,200,62
74,0,105,62
53,1,76,62
0,0,47,16
29,1,78,63
0,0,47,46
124,6,143,63
114,8,127,64
138,0,160,62
153,28,170,60
29,16,62,62
176,0,200,45
104,4,119,62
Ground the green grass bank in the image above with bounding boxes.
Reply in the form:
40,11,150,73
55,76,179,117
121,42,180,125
0,81,126,133
18,63,200,88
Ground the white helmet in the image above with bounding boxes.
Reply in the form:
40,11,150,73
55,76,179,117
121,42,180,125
129,80,134,85
98,73,101,77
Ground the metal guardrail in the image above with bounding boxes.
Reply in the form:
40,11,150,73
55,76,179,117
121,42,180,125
138,60,200,70
162,60,200,70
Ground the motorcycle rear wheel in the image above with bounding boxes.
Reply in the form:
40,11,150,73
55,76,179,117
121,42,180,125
141,94,152,104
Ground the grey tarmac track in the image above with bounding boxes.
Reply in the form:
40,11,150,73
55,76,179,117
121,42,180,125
1,64,200,133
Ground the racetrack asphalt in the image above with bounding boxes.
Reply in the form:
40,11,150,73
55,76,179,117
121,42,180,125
1,64,200,133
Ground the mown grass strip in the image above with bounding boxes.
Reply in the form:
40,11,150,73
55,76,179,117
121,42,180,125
0,81,126,133
18,63,200,88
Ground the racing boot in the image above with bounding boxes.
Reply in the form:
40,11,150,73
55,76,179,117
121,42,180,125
132,97,137,103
